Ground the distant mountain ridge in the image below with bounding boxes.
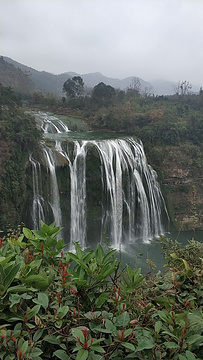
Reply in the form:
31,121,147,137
0,56,35,94
150,79,176,96
81,72,152,92
2,56,68,95
1,56,199,96
2,56,153,96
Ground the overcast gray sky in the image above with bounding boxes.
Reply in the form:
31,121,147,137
1,0,203,86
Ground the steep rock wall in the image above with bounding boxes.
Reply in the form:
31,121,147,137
146,144,203,230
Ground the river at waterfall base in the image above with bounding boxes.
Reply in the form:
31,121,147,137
29,112,170,266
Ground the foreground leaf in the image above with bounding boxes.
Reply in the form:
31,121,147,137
76,349,88,360
53,350,69,360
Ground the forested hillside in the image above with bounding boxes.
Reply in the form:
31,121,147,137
0,57,35,94
0,84,41,230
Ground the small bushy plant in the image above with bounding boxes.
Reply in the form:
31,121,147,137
0,224,203,359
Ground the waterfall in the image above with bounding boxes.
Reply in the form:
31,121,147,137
42,147,62,230
29,155,46,229
91,138,167,246
55,140,88,249
34,111,70,134
30,112,169,249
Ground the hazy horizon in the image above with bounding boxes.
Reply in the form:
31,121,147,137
1,0,203,87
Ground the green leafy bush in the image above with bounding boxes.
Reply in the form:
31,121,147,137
0,224,203,359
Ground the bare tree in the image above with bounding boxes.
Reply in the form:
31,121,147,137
129,77,141,93
173,81,192,96
142,85,154,97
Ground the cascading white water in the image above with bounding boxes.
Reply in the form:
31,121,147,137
29,155,46,229
42,147,62,230
91,138,167,246
34,111,70,134
55,140,88,249
30,112,169,249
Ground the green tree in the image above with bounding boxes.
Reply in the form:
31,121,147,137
0,83,21,109
91,82,116,107
63,76,84,98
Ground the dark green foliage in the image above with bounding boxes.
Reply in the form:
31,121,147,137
63,76,84,99
0,84,41,231
84,86,203,149
0,83,22,108
91,82,116,107
67,96,86,110
0,223,203,359
187,114,203,144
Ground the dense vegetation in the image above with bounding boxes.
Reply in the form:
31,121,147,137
0,78,203,231
29,79,203,230
30,78,203,147
0,84,41,231
0,222,203,359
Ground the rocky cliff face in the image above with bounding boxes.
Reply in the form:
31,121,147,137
146,144,203,230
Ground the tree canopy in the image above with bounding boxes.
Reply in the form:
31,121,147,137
63,76,84,98
91,82,116,107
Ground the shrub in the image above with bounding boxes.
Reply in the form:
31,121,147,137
0,224,203,359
